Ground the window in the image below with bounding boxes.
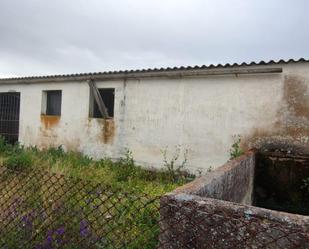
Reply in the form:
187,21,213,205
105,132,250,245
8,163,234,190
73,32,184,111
42,90,62,116
90,88,114,118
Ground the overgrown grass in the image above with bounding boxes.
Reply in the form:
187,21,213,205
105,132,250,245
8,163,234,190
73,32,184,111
0,137,194,248
0,137,193,196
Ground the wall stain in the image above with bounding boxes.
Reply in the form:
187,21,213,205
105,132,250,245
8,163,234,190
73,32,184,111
38,115,60,149
40,115,60,129
61,138,81,152
243,75,309,154
101,119,115,144
87,118,115,144
283,76,309,118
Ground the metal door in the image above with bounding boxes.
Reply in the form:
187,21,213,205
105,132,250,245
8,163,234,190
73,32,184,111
0,92,20,143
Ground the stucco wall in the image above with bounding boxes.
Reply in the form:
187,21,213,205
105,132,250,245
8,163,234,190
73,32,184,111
0,62,308,172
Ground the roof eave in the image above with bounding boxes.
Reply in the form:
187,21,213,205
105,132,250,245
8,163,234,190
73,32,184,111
0,67,283,84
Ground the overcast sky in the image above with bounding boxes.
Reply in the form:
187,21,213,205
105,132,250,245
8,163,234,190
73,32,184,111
0,0,308,78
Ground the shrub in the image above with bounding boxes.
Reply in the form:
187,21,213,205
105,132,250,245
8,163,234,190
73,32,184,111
5,151,33,171
161,146,189,183
114,149,137,181
0,136,17,155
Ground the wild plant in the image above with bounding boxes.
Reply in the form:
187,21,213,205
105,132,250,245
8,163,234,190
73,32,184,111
229,135,244,159
161,145,189,183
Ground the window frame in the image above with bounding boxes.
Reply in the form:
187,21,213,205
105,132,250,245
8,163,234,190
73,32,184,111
41,90,62,116
89,88,115,119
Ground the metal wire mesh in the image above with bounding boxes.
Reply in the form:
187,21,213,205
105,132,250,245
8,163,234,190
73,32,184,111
0,167,160,249
0,166,308,249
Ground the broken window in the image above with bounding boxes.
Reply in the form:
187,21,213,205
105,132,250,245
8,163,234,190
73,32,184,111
42,90,62,116
90,88,115,118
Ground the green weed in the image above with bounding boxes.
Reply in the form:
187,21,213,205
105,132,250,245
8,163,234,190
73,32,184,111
0,139,196,248
229,135,244,159
0,140,193,195
161,145,191,183
5,151,33,171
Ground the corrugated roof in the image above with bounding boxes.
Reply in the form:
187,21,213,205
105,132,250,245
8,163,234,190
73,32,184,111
0,58,308,82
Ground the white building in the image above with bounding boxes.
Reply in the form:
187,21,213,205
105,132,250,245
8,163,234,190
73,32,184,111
0,59,308,173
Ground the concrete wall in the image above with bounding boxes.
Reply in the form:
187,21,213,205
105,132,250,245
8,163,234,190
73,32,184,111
0,62,308,172
159,193,309,248
172,151,255,205
159,152,309,248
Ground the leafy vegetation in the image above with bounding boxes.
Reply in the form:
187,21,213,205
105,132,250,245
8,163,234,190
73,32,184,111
0,136,193,196
5,150,33,171
0,137,195,248
229,135,244,159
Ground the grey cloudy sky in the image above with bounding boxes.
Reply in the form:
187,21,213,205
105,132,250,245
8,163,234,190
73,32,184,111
0,0,308,78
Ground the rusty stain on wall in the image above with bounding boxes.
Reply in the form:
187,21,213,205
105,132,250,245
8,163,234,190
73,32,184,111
38,115,61,149
101,119,115,144
243,75,309,154
40,115,61,129
87,118,115,144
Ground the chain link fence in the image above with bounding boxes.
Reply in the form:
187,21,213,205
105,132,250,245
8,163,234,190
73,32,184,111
0,167,160,249
0,166,308,249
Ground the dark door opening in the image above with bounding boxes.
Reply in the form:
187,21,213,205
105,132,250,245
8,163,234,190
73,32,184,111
0,92,20,144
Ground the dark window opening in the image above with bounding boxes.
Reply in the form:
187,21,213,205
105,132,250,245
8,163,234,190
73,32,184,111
0,92,20,144
91,88,114,118
45,90,62,116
